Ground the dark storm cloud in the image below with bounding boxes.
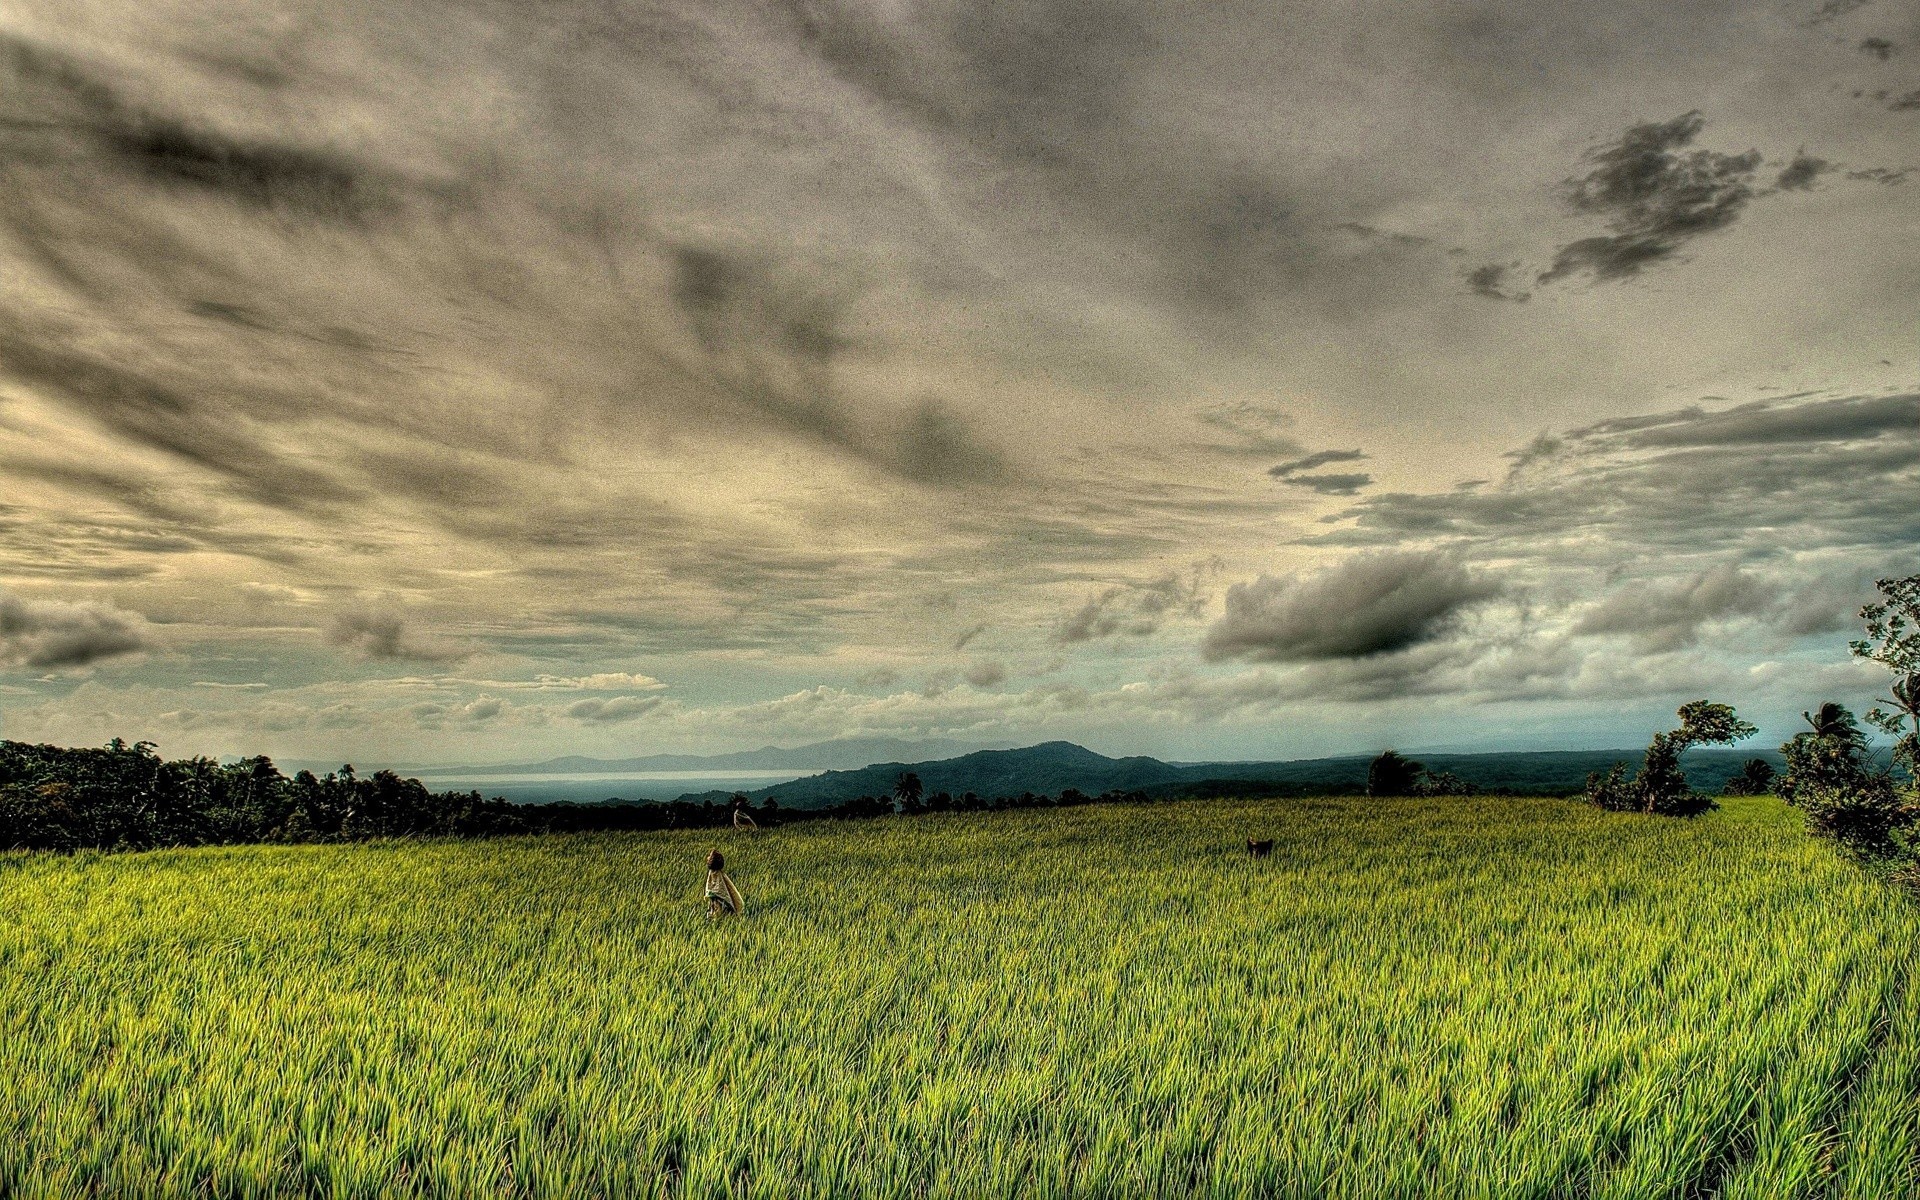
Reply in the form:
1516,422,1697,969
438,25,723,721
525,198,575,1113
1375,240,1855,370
1194,404,1302,460
1583,392,1917,448
1278,473,1375,496
1269,449,1367,477
2,35,398,222
1774,152,1834,191
1538,112,1763,285
962,660,1007,687
1202,551,1501,663
1465,263,1529,301
0,590,152,668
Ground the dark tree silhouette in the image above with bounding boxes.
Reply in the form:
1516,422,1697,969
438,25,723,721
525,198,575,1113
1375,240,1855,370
892,771,924,812
1367,750,1424,797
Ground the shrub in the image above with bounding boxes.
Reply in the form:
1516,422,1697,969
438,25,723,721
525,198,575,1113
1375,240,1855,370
1799,777,1917,863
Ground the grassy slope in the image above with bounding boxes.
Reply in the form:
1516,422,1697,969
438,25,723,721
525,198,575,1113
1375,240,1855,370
2,795,1917,1198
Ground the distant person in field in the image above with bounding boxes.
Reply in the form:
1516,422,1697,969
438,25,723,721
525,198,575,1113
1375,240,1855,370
731,796,758,833
705,849,745,919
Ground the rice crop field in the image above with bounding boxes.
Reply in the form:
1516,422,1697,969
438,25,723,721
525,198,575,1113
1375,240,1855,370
3,794,1918,1198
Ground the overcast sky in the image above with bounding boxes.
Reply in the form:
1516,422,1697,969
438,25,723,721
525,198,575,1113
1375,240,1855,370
0,0,1914,766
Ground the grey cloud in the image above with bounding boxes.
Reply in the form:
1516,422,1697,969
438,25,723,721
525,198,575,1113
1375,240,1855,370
409,695,506,727
1538,112,1763,285
1860,37,1897,58
963,660,1007,687
1278,472,1375,496
1848,167,1911,184
1465,262,1529,302
1202,551,1501,663
2,35,399,224
1269,449,1367,477
669,243,1008,486
1316,394,1920,566
325,610,466,662
563,695,664,723
1809,0,1875,25
1578,392,1918,449
1890,90,1920,111
951,622,988,651
1773,152,1833,191
1193,403,1301,459
1773,572,1879,638
0,590,153,668
1056,571,1208,644
1572,561,1768,651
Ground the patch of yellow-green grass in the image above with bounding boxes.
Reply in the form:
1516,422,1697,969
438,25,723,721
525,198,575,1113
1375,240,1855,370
2,795,1914,1197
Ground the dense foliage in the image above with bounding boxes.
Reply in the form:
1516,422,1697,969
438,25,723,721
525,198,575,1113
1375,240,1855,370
5,795,1918,1197
1854,573,1920,775
1787,574,1920,876
1584,700,1756,816
1364,749,1474,797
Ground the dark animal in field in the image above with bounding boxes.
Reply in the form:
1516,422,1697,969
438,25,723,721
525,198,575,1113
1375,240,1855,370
1247,838,1274,859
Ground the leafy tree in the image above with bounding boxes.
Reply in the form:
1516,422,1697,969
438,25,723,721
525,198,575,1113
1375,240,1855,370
1776,702,1873,805
1585,700,1756,816
1853,573,1920,774
1367,751,1424,797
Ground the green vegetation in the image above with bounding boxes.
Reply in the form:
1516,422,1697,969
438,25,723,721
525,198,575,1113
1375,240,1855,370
6,794,1919,1198
1789,575,1920,878
1365,750,1472,797
1583,700,1757,816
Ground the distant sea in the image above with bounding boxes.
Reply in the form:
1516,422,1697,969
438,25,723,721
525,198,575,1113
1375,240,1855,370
408,769,817,805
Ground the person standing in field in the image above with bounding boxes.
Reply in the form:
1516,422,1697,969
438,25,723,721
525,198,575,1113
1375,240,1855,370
705,849,745,919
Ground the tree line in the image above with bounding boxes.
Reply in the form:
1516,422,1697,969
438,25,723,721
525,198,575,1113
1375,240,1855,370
0,741,1153,853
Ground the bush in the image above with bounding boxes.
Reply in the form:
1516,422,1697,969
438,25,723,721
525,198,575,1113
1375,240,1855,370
1800,777,1917,863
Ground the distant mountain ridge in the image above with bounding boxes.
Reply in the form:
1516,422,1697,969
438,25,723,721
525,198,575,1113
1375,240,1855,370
409,736,1000,777
672,742,1786,809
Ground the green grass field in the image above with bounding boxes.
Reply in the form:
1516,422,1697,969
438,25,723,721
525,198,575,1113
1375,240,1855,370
3,795,1918,1198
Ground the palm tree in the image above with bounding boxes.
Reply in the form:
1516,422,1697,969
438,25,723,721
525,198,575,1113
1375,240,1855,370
1803,702,1867,751
892,772,924,808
